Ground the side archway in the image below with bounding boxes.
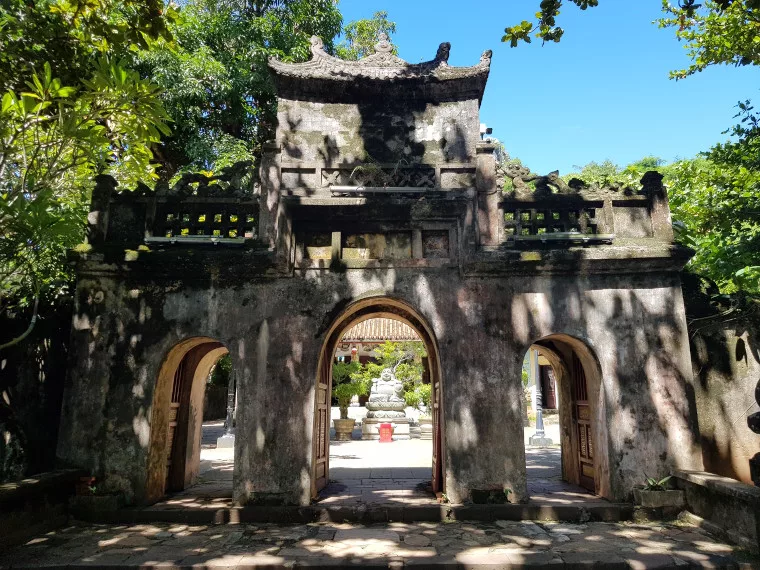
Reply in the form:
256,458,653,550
312,297,444,499
529,334,611,500
145,337,229,504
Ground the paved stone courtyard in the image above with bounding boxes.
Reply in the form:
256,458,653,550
2,422,757,568
151,419,591,511
2,518,756,568
161,420,586,510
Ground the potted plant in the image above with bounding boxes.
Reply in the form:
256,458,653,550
633,475,685,508
332,380,367,441
69,478,125,515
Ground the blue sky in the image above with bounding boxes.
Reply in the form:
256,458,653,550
338,1,758,175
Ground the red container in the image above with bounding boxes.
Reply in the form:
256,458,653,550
379,423,393,443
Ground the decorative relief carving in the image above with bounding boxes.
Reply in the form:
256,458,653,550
497,162,572,198
422,231,450,259
497,162,659,200
440,170,475,189
321,167,436,188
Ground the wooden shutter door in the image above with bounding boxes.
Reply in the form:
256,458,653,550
431,358,442,493
572,354,595,492
313,355,330,496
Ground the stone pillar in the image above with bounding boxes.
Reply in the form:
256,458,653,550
217,369,236,449
258,141,284,254
475,141,502,246
87,175,117,244
442,326,528,505
642,171,674,242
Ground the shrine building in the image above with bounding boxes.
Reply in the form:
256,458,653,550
56,34,703,507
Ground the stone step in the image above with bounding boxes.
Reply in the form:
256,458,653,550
3,515,746,570
73,501,633,526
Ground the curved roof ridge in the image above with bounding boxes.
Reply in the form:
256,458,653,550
268,34,492,82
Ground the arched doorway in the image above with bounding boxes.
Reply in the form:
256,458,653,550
312,297,444,500
523,334,610,500
146,337,229,504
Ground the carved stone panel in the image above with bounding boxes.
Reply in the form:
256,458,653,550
422,230,450,259
342,232,412,260
441,169,475,189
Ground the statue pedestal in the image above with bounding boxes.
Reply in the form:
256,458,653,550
362,417,411,440
528,434,553,447
217,433,235,449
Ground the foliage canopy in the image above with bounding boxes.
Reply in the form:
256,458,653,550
335,11,397,60
503,0,760,80
1,0,174,344
134,0,343,178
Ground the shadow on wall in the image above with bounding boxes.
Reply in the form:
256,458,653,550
508,267,702,501
683,273,760,484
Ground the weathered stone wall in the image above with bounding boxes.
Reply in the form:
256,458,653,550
277,98,480,167
686,292,760,484
56,252,702,505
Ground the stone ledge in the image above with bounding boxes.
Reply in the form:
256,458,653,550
674,470,760,554
674,470,760,506
0,469,87,549
0,469,87,506
72,502,634,526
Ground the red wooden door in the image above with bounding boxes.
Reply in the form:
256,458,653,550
572,354,595,492
313,355,331,496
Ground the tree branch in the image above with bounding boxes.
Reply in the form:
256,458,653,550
0,294,40,351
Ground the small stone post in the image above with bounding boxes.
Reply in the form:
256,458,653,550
642,171,674,242
258,140,287,259
529,348,553,447
217,369,236,449
87,175,117,244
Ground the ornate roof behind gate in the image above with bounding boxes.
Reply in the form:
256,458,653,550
268,34,492,103
341,317,422,343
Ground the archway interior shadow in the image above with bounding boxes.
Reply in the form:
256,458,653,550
313,301,442,507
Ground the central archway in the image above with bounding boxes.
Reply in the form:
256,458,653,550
311,297,444,500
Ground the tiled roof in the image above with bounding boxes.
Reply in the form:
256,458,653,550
269,35,491,84
341,318,421,343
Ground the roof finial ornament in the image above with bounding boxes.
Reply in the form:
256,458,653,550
310,35,325,56
435,42,451,64
374,32,393,54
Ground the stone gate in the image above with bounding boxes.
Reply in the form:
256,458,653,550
56,35,703,507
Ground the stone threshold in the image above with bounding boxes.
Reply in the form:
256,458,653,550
2,559,749,570
74,502,633,526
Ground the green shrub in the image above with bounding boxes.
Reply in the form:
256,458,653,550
332,380,368,419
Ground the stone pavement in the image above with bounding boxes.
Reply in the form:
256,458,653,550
321,439,434,506
154,432,591,510
1,518,757,568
